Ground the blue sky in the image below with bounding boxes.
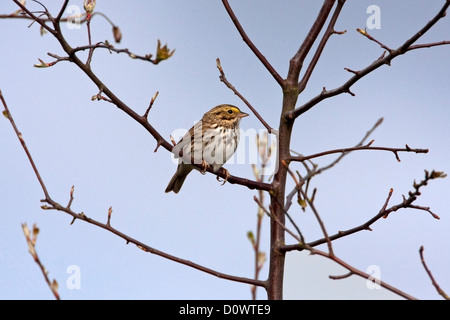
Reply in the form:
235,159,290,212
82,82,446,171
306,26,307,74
1,1,449,300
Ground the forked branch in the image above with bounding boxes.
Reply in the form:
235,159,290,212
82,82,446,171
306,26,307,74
1,91,265,290
221,0,284,87
288,0,450,119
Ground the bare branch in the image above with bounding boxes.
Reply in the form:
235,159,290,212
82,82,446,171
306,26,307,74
408,40,450,51
21,223,60,300
288,0,336,84
261,188,417,300
1,90,51,200
298,0,346,92
55,0,69,23
72,43,158,64
290,144,428,163
216,58,275,134
143,91,159,119
315,118,383,175
310,248,418,300
282,170,445,252
48,195,265,288
419,246,450,300
11,0,56,35
221,0,284,87
3,90,267,289
288,0,450,119
254,196,304,246
356,28,393,52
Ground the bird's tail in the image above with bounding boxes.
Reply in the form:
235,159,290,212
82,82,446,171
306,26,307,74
165,165,193,194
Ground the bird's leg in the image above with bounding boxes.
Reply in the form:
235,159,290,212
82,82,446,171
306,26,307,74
200,160,210,175
216,168,230,186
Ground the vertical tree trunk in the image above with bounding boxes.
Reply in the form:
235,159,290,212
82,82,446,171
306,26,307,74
267,84,298,299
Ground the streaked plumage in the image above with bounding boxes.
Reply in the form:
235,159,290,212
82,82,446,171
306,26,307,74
165,104,248,193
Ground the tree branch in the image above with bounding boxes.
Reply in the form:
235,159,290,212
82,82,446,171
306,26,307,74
313,118,384,174
21,223,60,300
260,188,418,300
282,170,445,252
288,0,450,119
310,248,418,300
298,0,346,92
221,0,284,88
2,91,265,289
1,90,50,200
290,144,429,163
419,246,450,300
9,2,269,192
216,58,275,134
288,0,336,84
45,195,265,288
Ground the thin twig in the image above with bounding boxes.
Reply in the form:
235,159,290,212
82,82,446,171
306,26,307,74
221,0,284,87
315,118,383,174
12,2,269,192
86,14,94,65
311,248,418,300
143,91,159,119
288,0,336,84
356,28,393,52
3,88,265,289
1,90,51,200
298,0,346,92
290,144,428,163
21,223,60,300
419,246,449,300
258,192,417,300
73,43,157,64
301,187,334,256
216,58,274,134
254,196,304,245
288,0,450,119
282,171,444,252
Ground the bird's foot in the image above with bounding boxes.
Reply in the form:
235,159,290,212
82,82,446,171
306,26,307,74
216,168,230,186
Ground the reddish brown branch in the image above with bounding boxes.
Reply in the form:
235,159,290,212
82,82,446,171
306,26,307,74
1,90,51,200
419,246,450,300
290,144,428,163
260,192,418,300
408,40,450,51
10,2,269,192
72,43,158,64
311,248,418,300
221,0,284,88
288,0,450,119
315,118,383,175
21,223,60,300
356,28,393,52
282,170,444,252
216,58,274,134
46,196,265,288
3,90,265,289
288,0,337,84
298,0,346,92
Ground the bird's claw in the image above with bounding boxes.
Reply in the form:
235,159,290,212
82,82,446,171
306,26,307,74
216,168,230,186
200,160,210,175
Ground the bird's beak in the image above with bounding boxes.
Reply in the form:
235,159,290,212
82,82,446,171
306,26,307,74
238,111,249,118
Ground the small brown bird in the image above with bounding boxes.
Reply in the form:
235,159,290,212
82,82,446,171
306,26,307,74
165,104,249,193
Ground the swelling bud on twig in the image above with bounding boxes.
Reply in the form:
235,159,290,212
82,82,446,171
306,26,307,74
356,28,368,36
34,58,53,68
83,0,96,15
112,25,122,43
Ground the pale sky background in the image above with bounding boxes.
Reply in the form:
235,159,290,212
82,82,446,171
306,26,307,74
1,1,449,300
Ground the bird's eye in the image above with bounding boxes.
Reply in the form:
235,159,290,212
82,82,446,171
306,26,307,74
227,109,233,114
